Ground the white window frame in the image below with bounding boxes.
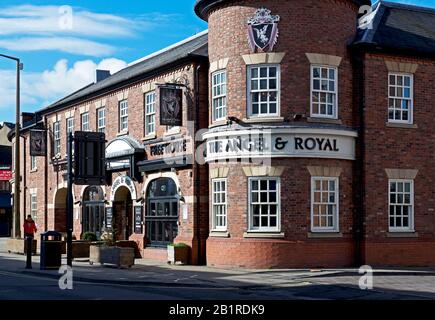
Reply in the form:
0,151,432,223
30,193,37,219
119,99,128,132
247,64,280,118
145,92,156,136
389,179,414,232
311,177,339,232
53,121,61,156
212,70,227,122
248,177,281,232
388,73,413,124
310,65,338,119
212,178,227,231
81,112,90,131
30,156,37,171
97,107,106,133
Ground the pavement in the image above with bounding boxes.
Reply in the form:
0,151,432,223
2,238,435,299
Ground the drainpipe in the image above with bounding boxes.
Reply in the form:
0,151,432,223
44,115,48,232
194,63,202,265
354,50,366,267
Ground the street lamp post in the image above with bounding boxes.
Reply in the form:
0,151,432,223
0,54,22,239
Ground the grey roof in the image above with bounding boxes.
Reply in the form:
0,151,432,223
40,31,208,115
354,1,435,55
194,0,372,21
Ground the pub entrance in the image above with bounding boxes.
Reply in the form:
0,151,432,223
113,186,133,240
82,186,105,238
145,178,179,247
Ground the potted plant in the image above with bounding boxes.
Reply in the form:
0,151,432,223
167,243,190,265
89,229,135,268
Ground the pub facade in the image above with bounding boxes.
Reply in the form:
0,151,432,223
10,0,435,268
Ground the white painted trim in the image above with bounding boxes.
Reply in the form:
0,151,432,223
310,65,339,120
110,175,137,201
202,128,358,139
247,177,281,233
310,176,340,233
388,179,415,233
142,172,181,196
211,178,228,232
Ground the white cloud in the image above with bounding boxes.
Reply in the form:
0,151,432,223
0,4,175,56
0,58,127,110
0,5,147,38
0,37,116,57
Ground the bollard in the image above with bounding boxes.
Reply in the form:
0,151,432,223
25,236,33,269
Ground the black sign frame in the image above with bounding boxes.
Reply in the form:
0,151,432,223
30,129,47,157
73,131,106,186
159,85,183,126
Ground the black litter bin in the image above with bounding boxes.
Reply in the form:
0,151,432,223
40,231,62,270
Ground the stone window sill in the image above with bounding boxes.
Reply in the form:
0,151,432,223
117,131,129,137
209,120,228,128
307,117,342,125
209,231,230,238
308,232,343,239
142,134,156,141
30,169,38,173
243,232,285,239
242,117,285,124
386,232,418,238
164,128,181,137
386,122,418,129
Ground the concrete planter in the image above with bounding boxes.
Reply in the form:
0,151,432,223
6,238,37,255
89,245,135,268
167,244,190,265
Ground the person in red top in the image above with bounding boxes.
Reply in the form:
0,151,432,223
23,215,37,238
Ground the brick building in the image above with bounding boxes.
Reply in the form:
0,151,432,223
10,0,435,268
0,122,13,237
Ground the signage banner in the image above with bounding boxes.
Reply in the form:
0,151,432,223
0,170,12,181
30,130,47,157
159,85,183,126
203,129,357,162
134,205,143,234
105,207,113,229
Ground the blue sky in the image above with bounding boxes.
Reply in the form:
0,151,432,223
0,0,433,123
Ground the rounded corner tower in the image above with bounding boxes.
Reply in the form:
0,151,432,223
196,0,371,269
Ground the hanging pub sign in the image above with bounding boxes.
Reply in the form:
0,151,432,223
73,131,106,186
247,8,280,53
159,84,183,126
30,129,47,157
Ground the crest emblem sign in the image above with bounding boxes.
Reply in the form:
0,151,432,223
247,8,280,52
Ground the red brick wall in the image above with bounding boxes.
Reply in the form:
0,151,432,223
207,0,360,126
362,53,435,266
207,159,355,268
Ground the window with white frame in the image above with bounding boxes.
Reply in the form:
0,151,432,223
311,177,339,232
81,112,90,131
119,99,128,132
248,65,279,117
311,66,337,118
66,117,74,154
30,156,37,171
53,121,61,156
389,180,414,231
212,70,227,121
97,107,106,133
249,177,280,231
31,193,37,218
388,73,413,123
212,179,227,231
145,92,156,136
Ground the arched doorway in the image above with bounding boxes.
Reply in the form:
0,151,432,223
54,188,67,232
145,178,179,247
113,186,133,240
82,186,105,238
